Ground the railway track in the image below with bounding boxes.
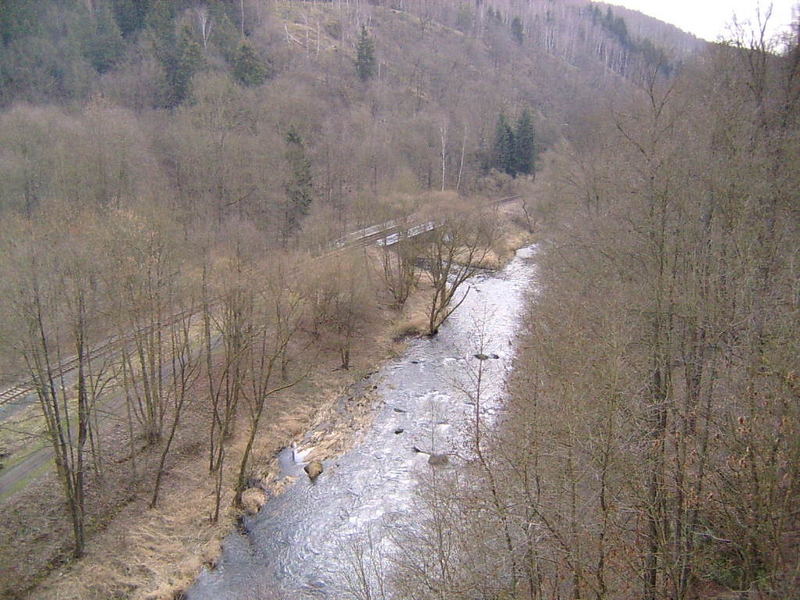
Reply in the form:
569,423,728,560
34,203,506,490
0,308,197,415
0,193,523,425
0,384,31,406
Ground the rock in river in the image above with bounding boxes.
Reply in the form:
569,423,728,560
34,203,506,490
304,460,323,481
241,487,267,515
428,453,449,466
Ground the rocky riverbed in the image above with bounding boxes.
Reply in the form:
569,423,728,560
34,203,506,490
188,245,537,599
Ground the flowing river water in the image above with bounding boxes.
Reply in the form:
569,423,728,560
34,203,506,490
188,245,537,600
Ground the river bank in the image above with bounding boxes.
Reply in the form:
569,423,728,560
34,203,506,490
4,211,533,600
12,283,425,600
187,243,538,598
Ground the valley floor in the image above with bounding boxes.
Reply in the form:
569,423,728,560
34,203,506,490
0,215,532,600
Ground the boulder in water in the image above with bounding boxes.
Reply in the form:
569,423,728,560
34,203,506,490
413,446,449,465
241,487,267,515
305,460,323,481
428,453,449,466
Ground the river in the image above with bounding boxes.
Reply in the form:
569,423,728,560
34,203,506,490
188,245,537,600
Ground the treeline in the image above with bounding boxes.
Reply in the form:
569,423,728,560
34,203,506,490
589,5,673,75
372,22,800,600
0,0,693,231
366,0,696,85
0,0,558,226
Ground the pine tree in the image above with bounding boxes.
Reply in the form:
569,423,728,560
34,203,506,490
513,108,535,175
147,0,178,103
492,113,515,175
110,0,151,38
232,39,269,87
283,126,313,243
511,16,524,45
84,1,125,73
171,24,204,106
0,1,40,46
355,25,376,81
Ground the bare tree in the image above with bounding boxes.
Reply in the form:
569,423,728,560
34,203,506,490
195,6,213,51
423,208,496,335
202,231,256,521
234,256,305,505
2,207,110,558
150,301,201,508
379,227,421,308
329,251,373,369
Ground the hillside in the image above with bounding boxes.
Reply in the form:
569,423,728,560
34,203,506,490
0,0,703,199
0,1,702,390
3,1,797,599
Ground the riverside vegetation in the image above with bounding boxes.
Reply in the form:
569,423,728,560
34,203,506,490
0,0,797,599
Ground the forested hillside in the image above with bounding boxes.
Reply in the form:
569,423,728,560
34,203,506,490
381,17,800,600
0,0,797,599
0,0,691,381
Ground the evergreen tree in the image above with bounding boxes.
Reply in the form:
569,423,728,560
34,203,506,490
492,113,515,176
171,24,204,106
513,108,535,175
283,126,313,241
355,25,376,81
209,5,240,62
0,3,94,104
110,0,151,38
147,0,178,83
148,1,203,108
0,0,40,46
511,16,524,45
232,39,269,87
84,1,125,73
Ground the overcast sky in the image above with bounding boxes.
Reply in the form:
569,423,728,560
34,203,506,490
605,0,796,42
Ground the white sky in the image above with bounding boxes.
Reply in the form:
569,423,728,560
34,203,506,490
604,0,797,42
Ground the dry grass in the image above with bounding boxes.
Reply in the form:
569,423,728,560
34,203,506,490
3,215,531,600
11,291,409,600
389,303,430,339
495,227,536,262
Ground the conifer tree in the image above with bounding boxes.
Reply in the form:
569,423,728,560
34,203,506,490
511,16,524,45
84,1,125,73
492,113,515,175
147,1,178,103
110,0,151,37
0,1,40,45
283,126,313,243
232,39,269,87
513,108,535,175
171,24,204,105
355,25,376,81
